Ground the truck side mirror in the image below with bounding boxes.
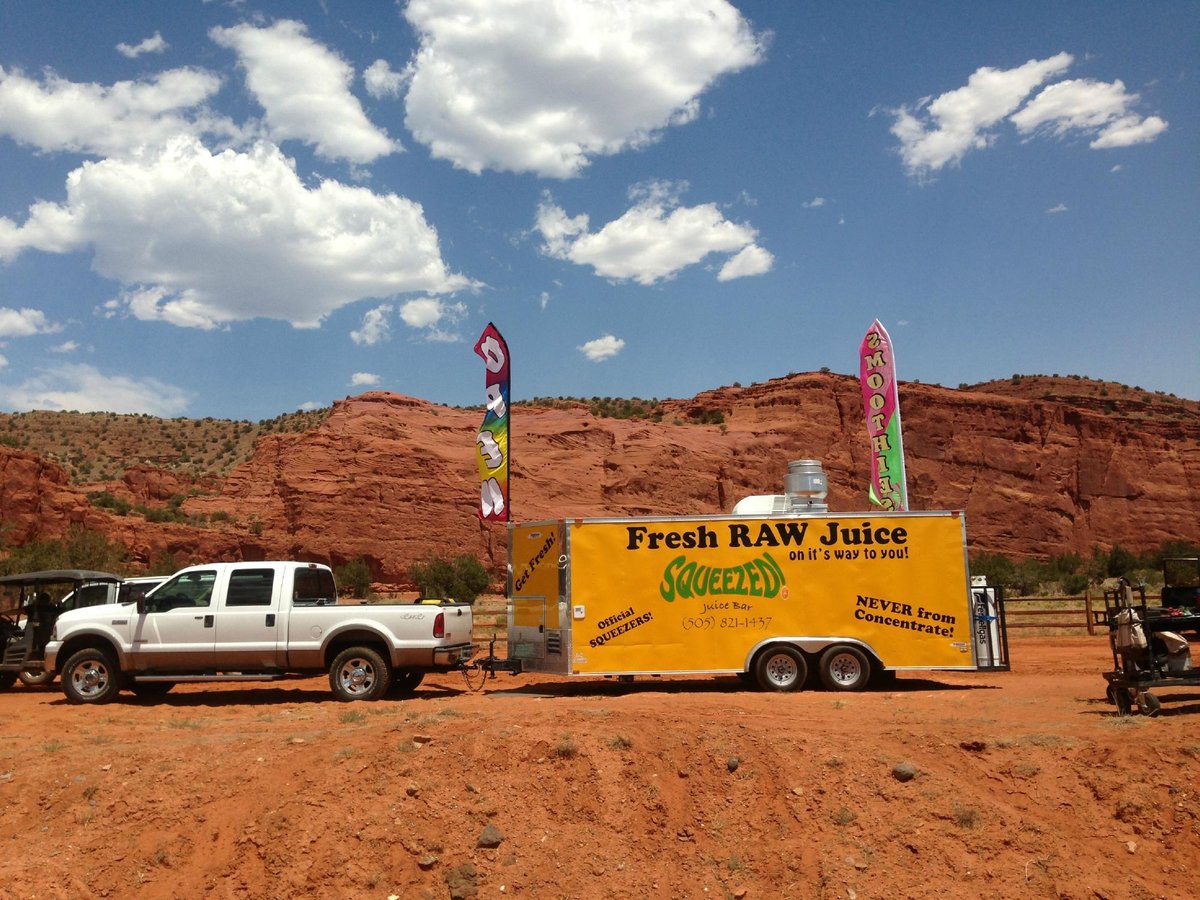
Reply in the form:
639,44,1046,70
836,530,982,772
136,596,147,615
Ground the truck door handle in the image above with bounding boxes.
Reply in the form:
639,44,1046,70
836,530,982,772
266,614,275,626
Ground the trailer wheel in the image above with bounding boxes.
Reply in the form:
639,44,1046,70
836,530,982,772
389,670,424,696
818,645,871,692
330,647,390,701
754,646,807,692
62,648,122,704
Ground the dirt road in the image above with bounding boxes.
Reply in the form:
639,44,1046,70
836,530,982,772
1,637,1197,899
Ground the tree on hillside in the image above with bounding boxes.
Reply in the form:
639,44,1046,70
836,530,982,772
0,524,129,576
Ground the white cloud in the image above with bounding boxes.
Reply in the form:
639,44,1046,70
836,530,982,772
211,20,400,163
578,334,624,362
802,197,827,208
351,304,393,346
717,244,773,281
536,182,769,284
1089,113,1168,149
0,353,7,369
539,291,550,310
0,363,190,415
889,54,1167,177
0,64,241,158
117,32,169,59
0,307,61,337
399,296,467,341
350,372,380,386
402,0,765,177
889,53,1073,176
364,60,406,99
1012,78,1167,148
1046,203,1068,214
0,136,477,328
298,400,321,411
51,340,79,353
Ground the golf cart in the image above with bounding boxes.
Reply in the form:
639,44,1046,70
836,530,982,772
0,569,122,689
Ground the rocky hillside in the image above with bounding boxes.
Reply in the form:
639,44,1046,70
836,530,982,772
1,373,1197,586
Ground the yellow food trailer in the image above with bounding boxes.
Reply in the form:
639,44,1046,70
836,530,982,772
498,509,1008,691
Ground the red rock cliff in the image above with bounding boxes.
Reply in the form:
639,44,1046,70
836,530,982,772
2,374,1197,584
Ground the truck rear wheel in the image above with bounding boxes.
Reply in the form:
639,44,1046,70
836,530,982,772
754,646,807,692
62,648,122,704
330,647,390,701
818,645,871,692
390,670,424,696
130,682,174,700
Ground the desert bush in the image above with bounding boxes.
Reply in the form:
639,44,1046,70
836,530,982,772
335,557,374,598
409,554,491,604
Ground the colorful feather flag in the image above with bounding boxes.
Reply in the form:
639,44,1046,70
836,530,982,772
860,320,908,511
474,323,510,521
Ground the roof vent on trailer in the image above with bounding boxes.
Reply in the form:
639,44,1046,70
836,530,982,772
732,459,829,515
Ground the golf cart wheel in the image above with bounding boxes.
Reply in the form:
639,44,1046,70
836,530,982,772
1113,686,1132,717
1138,692,1162,717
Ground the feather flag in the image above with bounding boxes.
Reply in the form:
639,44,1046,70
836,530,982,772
860,320,908,511
474,323,510,521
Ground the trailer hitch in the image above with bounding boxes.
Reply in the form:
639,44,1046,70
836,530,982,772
458,635,523,691
470,635,523,677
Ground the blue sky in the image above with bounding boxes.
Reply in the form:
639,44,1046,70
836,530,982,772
0,1,1196,420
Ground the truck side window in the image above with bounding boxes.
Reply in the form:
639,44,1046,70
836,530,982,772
226,569,276,607
293,568,337,606
148,571,216,612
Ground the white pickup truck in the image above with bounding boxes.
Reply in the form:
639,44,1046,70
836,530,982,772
44,561,475,703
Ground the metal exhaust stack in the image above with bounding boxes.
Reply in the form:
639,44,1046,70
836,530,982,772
784,459,828,513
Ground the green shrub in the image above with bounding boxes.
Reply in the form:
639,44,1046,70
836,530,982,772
335,557,374,598
409,554,491,604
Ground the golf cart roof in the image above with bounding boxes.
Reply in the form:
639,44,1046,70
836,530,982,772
0,569,122,587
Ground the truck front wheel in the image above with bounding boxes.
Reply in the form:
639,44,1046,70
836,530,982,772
19,669,55,687
754,646,808,692
818,645,872,692
330,647,390,701
62,648,122,704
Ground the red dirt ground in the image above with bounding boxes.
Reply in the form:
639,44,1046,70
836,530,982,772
2,636,1198,900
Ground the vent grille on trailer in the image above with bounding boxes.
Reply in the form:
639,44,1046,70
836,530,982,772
546,631,562,655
